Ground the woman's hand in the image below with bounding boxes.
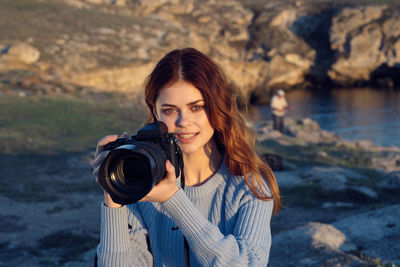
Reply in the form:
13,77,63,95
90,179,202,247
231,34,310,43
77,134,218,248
140,160,179,203
92,134,123,208
92,133,178,206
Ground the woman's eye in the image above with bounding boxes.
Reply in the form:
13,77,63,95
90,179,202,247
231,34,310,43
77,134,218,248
191,105,204,112
161,108,176,114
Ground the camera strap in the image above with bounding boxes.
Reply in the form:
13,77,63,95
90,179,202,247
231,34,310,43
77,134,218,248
179,155,185,189
184,235,190,267
179,157,190,267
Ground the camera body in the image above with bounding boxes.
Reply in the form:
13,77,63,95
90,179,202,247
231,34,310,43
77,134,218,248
97,121,182,205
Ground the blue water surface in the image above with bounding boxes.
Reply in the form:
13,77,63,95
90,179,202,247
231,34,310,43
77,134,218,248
247,88,400,148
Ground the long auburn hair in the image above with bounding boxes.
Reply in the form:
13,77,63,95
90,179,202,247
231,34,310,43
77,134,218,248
144,48,280,214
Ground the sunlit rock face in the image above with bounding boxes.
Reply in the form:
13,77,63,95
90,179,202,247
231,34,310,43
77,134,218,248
34,0,258,100
2,0,400,102
247,7,317,92
329,6,400,87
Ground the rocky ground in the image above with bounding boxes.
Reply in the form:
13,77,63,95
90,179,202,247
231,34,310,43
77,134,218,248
0,114,399,266
249,118,400,266
0,152,102,266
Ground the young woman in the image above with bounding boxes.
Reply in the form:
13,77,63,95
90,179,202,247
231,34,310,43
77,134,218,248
92,48,280,266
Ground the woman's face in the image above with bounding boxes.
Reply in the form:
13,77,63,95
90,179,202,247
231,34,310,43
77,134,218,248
154,80,215,156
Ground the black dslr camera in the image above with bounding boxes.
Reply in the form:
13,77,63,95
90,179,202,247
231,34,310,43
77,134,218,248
97,121,182,205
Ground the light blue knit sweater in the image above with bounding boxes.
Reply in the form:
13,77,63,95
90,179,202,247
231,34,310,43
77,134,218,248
97,162,274,266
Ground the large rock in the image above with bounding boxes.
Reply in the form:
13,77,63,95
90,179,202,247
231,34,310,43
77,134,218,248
217,58,268,102
0,42,40,66
270,222,360,266
266,54,313,88
329,6,400,86
333,204,400,264
377,171,400,191
299,166,367,192
371,152,400,173
249,7,316,91
285,118,341,144
330,6,385,53
69,63,155,95
270,204,400,266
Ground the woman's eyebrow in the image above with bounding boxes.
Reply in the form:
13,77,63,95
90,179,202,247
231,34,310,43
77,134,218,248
160,99,204,107
187,99,205,106
160,104,176,107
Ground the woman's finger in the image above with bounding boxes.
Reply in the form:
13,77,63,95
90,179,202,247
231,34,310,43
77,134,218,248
165,160,176,180
93,165,100,180
92,151,108,169
94,135,118,158
138,160,178,203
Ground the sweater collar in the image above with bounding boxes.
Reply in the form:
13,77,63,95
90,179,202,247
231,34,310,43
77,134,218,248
177,159,230,198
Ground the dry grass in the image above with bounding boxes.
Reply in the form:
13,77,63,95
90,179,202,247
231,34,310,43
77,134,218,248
0,0,138,45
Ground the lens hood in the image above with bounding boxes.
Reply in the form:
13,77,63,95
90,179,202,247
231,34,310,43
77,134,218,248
98,142,167,204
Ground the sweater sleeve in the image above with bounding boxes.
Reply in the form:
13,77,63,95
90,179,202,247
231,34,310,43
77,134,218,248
161,188,273,266
96,203,153,267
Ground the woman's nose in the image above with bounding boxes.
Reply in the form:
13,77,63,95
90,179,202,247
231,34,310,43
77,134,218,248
175,111,192,127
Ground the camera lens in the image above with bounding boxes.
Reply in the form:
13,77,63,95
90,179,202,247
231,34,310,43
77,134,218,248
99,142,167,204
114,154,150,184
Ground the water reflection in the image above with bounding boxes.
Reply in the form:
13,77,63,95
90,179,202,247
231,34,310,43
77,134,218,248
246,87,400,147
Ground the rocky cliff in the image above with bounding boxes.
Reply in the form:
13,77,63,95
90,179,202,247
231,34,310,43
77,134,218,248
1,0,399,103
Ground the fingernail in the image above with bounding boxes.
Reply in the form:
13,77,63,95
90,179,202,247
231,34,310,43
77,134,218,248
166,160,172,168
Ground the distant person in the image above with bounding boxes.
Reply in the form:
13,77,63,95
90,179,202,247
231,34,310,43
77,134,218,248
92,48,280,266
270,89,288,133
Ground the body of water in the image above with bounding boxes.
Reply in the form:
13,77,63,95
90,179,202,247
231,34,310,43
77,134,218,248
247,88,400,148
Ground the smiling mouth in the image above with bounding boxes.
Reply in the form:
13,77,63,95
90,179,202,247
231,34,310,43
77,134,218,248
176,133,198,139
175,133,199,142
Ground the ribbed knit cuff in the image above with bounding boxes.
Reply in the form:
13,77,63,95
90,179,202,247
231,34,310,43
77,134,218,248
99,203,131,253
